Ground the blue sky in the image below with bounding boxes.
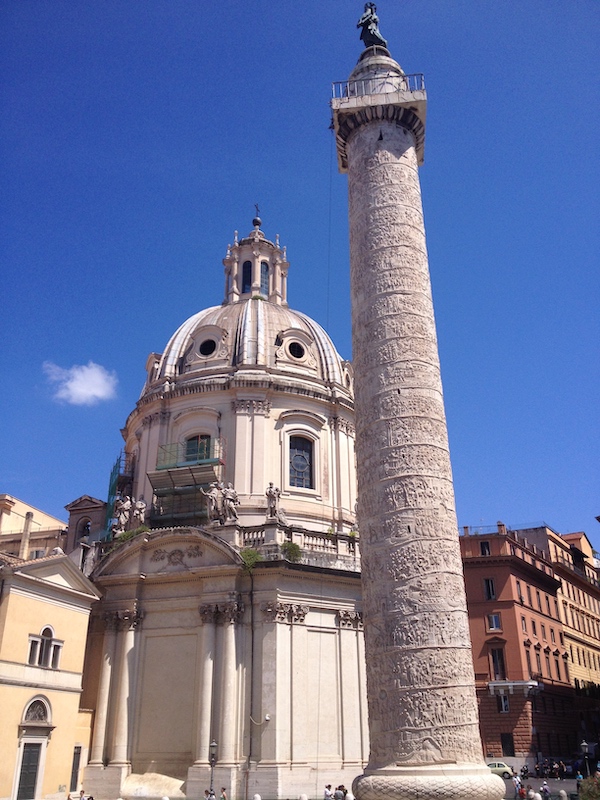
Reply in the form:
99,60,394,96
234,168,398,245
1,1,598,544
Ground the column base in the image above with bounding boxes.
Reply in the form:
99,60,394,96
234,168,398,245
83,763,131,800
353,763,505,800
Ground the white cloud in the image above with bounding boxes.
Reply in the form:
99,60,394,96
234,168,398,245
43,360,118,406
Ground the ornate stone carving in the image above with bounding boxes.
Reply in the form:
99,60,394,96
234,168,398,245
261,602,309,624
109,602,144,630
337,610,363,629
198,604,217,624
217,601,244,624
332,43,503,800
232,399,271,416
150,544,203,566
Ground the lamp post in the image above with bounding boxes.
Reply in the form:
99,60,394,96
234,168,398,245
581,740,589,779
208,740,218,800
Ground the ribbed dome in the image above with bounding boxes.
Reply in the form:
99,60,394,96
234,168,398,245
142,297,351,395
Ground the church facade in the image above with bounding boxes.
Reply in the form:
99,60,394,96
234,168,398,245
80,221,368,800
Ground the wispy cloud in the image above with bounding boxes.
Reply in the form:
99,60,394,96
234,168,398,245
43,360,118,406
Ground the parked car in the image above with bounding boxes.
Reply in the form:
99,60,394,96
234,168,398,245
487,762,516,778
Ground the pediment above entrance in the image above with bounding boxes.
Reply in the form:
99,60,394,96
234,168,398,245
93,527,242,578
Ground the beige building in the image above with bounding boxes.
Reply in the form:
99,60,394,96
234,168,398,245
78,220,367,800
0,495,67,560
0,552,100,800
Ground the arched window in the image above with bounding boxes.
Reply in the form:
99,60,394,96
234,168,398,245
185,434,211,462
24,700,49,723
260,261,269,296
289,436,313,489
77,518,91,540
242,261,252,294
28,627,62,670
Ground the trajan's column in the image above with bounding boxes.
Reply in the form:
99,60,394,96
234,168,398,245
331,8,505,800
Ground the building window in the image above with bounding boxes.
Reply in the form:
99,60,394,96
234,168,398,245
488,614,501,631
185,434,211,462
480,541,491,556
525,649,533,677
484,578,496,601
28,628,62,670
69,746,82,793
536,590,542,611
521,616,527,633
532,620,537,637
541,624,547,640
242,260,252,293
546,595,552,615
497,695,510,713
550,628,556,643
555,658,561,681
501,733,515,757
545,655,551,676
536,652,542,673
527,585,533,606
516,580,524,602
260,261,269,296
289,436,314,489
491,648,506,680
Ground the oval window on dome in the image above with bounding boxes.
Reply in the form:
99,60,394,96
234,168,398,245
288,342,305,360
199,339,217,357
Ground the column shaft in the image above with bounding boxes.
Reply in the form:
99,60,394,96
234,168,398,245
89,621,118,765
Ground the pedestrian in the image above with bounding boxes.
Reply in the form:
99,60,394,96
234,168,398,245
576,771,583,792
324,785,334,800
513,774,522,799
334,787,344,800
220,788,227,800
541,781,550,799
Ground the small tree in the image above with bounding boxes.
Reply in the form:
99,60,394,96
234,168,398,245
240,548,263,572
281,541,302,563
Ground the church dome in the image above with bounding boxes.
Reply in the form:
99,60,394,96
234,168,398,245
142,222,352,397
124,220,356,538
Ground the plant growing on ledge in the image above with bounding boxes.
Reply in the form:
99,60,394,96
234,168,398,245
240,548,263,572
281,541,301,563
110,525,150,550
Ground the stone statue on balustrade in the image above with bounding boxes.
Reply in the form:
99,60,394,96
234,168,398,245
112,495,133,536
201,481,224,525
222,482,240,522
265,482,289,525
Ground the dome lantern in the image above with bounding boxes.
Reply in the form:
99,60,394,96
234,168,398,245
223,219,289,307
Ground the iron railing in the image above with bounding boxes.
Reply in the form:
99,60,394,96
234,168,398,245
156,439,224,470
332,72,425,101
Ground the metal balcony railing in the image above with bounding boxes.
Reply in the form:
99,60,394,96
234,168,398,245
332,72,425,101
156,439,225,470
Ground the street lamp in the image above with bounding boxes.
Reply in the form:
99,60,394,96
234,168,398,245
581,740,589,779
208,740,218,800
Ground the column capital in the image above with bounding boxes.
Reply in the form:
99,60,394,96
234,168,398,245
217,601,244,625
337,609,363,630
199,603,218,624
261,601,309,624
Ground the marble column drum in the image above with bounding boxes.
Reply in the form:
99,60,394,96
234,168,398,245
334,52,505,800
